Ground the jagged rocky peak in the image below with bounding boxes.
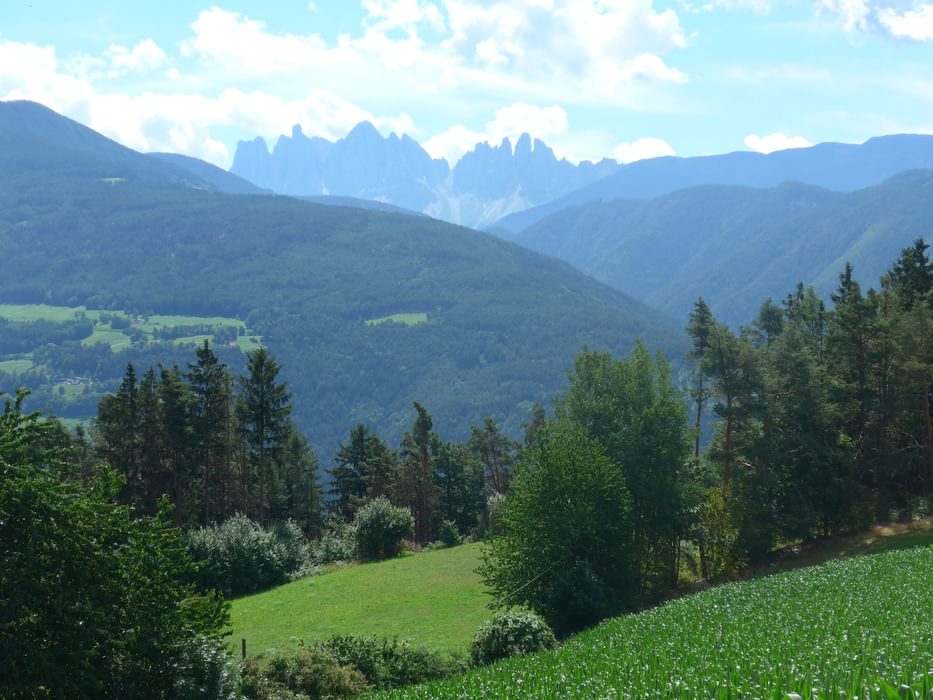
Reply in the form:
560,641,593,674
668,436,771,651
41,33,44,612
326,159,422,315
229,122,621,228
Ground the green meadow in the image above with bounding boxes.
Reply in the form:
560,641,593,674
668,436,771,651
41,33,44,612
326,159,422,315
229,543,491,657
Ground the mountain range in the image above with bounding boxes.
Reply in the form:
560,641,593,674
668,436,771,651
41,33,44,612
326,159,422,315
230,123,618,229
510,172,933,325
0,100,683,458
495,134,933,233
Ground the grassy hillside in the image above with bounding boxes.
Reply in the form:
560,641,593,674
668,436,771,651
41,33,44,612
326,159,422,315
0,100,686,457
512,172,933,325
230,543,490,656
376,544,933,698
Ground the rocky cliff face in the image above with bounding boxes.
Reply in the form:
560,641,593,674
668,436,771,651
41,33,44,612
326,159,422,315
230,124,618,228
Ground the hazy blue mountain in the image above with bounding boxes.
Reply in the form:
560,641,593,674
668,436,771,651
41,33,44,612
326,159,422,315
0,100,684,458
496,135,933,233
296,194,423,216
230,124,618,228
512,171,933,325
149,152,271,195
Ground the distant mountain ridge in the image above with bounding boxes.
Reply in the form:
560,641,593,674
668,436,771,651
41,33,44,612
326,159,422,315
0,98,685,460
495,134,933,232
231,123,618,228
511,170,933,325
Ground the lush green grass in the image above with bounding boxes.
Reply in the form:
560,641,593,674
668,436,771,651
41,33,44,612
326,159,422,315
0,303,258,355
0,303,82,323
0,358,33,374
229,543,491,657
364,313,429,327
377,545,933,698
80,327,133,350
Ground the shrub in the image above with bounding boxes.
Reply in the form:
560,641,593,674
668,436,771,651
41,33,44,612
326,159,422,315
353,497,414,561
470,610,556,666
173,636,242,700
310,518,358,564
186,514,309,597
240,648,367,699
313,635,466,690
437,519,462,547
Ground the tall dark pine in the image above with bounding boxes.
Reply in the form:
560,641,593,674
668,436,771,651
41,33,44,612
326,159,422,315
687,298,714,459
186,340,233,525
238,347,291,525
399,402,435,545
329,423,374,520
95,363,142,507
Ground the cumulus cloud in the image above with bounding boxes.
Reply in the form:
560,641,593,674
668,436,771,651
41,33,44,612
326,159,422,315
685,0,772,13
105,39,167,76
0,2,695,168
876,3,933,39
816,0,872,31
744,132,813,153
613,137,676,163
816,1,933,40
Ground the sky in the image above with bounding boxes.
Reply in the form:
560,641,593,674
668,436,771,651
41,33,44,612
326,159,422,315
2,0,933,168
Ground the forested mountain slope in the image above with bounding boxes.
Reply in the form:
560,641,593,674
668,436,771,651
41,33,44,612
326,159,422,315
496,134,933,233
511,172,933,325
0,100,685,457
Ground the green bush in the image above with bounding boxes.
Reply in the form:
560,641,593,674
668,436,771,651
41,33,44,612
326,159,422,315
437,519,462,547
173,636,242,700
352,497,414,561
240,647,367,699
311,518,358,564
470,610,556,666
186,514,309,597
313,635,466,690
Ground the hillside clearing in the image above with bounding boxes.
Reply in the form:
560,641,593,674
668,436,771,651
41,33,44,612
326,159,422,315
229,543,491,657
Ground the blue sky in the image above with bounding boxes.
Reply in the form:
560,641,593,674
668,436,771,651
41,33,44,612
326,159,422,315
3,1,933,167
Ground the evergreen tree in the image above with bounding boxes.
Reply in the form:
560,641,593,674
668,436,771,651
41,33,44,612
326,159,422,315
687,298,715,458
186,340,234,525
237,347,292,524
397,402,436,545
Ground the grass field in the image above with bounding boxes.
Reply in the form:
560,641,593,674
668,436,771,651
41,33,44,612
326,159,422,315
365,313,428,327
0,303,259,354
0,358,33,374
81,327,133,350
376,544,933,698
229,543,491,657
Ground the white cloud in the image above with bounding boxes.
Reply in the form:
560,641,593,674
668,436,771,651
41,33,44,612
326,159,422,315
423,123,486,163
744,132,813,153
816,1,933,40
877,3,933,39
0,2,695,168
105,39,167,76
686,0,772,13
179,3,688,107
815,0,872,32
443,0,687,91
613,137,676,163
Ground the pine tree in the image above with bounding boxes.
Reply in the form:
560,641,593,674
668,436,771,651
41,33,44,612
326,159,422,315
237,347,291,525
